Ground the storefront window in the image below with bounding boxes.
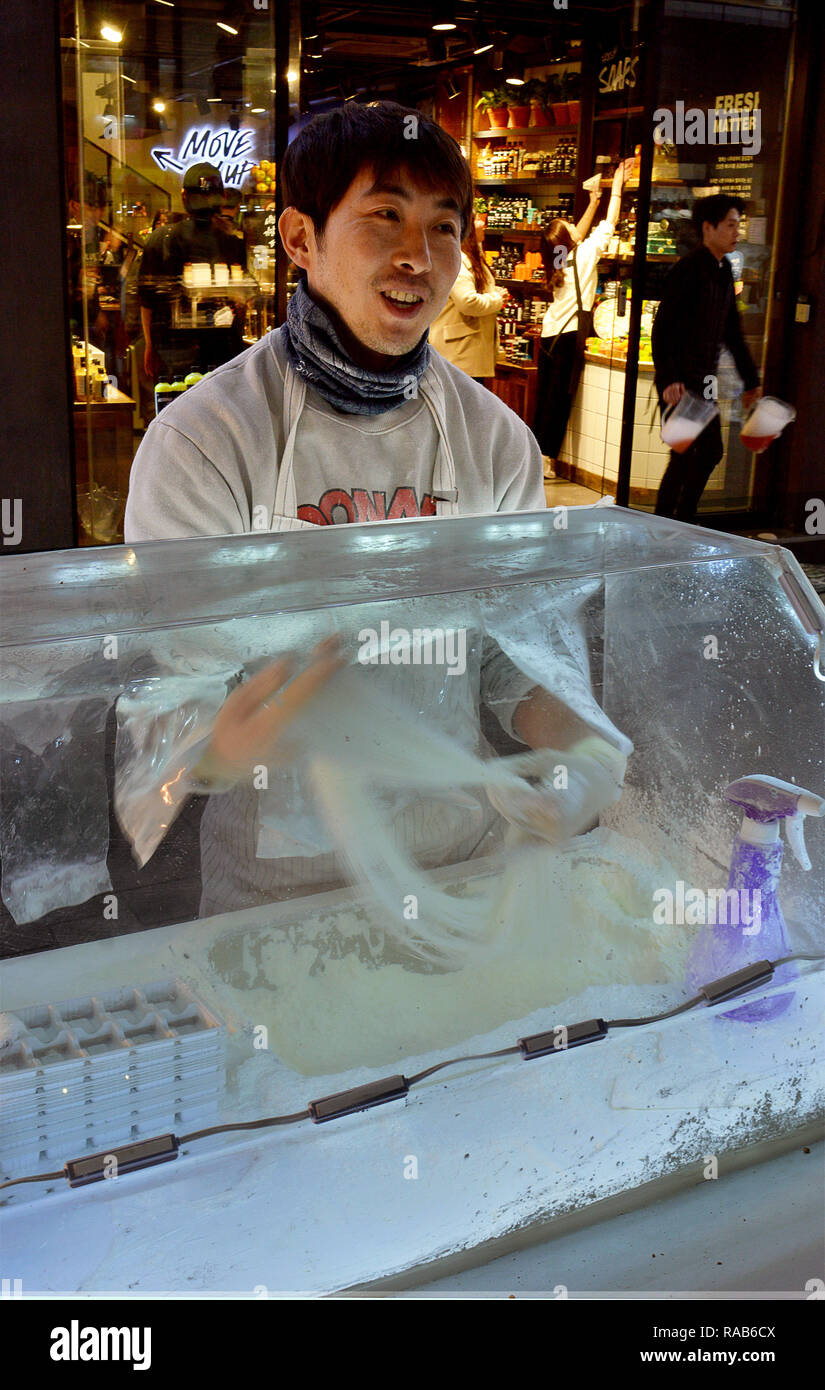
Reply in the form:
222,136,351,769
622,0,794,516
61,0,280,543
56,1,800,541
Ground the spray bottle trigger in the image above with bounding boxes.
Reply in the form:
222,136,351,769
784,811,811,871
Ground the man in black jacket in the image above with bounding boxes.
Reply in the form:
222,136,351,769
651,194,761,522
138,163,248,384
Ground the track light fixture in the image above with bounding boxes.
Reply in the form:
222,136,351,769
504,51,525,86
432,2,458,31
472,23,494,56
423,34,448,65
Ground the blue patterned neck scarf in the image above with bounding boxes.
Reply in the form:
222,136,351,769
280,275,430,415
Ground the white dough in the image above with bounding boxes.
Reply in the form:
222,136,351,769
218,828,694,1077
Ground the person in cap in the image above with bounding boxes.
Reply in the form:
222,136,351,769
138,162,249,382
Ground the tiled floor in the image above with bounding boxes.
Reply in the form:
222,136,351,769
544,478,604,507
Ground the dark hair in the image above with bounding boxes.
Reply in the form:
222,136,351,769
540,220,577,299
691,194,745,235
462,221,493,293
281,100,473,240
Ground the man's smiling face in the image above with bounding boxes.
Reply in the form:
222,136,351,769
282,167,463,370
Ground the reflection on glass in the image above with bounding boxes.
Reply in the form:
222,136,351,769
61,2,278,545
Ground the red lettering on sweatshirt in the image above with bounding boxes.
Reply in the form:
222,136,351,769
351,488,387,521
297,487,437,525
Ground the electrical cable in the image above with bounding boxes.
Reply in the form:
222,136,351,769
2,950,822,1196
179,1109,310,1144
407,1044,520,1086
606,994,703,1028
0,1168,64,1192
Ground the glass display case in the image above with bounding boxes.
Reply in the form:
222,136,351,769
1,506,823,1292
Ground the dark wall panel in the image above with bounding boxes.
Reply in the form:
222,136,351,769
0,1,76,554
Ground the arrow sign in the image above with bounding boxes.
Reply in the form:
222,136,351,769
151,148,184,172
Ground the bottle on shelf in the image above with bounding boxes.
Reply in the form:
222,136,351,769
153,377,173,415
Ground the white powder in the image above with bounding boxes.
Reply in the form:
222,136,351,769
215,828,695,1078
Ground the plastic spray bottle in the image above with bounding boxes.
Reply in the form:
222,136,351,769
686,775,824,1022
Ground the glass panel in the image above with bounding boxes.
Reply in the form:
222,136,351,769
559,88,647,502
2,510,822,1153
628,0,794,517
60,1,279,545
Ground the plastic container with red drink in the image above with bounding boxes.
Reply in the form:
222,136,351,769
740,396,796,453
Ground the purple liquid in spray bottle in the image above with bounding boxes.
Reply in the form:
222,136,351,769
686,776,824,1022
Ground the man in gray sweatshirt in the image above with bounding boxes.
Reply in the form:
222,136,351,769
119,102,629,919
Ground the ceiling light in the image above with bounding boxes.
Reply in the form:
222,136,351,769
154,1,174,7
287,69,298,83
445,76,461,99
207,96,221,102
217,22,239,36
250,107,266,114
491,45,504,70
432,3,457,30
153,99,167,112
121,73,136,83
472,24,494,55
504,52,524,85
100,24,122,43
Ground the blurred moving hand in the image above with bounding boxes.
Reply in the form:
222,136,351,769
191,636,346,791
487,737,628,844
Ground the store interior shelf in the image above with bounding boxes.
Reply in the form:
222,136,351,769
599,177,686,189
495,278,551,293
485,228,545,239
475,176,575,187
598,253,679,263
495,356,537,372
472,125,578,138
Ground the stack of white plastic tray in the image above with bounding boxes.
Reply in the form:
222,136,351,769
0,979,225,1178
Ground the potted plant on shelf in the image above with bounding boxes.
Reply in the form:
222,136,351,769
564,69,582,124
506,81,532,130
475,87,511,131
547,72,570,127
528,78,553,128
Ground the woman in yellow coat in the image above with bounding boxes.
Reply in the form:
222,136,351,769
429,214,504,383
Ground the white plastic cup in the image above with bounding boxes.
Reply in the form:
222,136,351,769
661,391,719,453
740,396,796,453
